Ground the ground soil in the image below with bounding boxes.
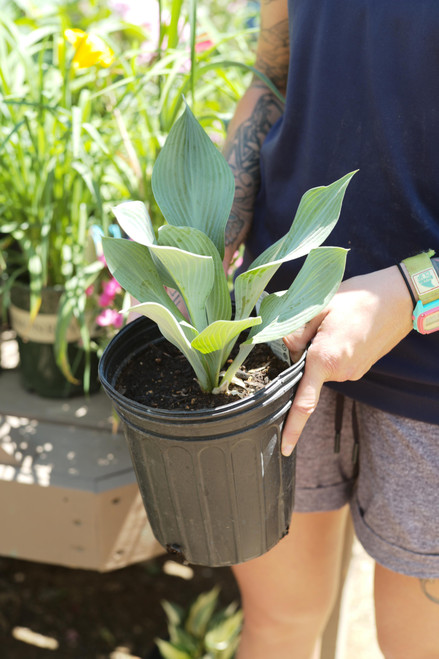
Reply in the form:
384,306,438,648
0,552,240,658
116,340,289,410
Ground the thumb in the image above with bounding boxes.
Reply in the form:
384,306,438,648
281,356,326,456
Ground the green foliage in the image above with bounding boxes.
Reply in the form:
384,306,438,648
103,104,354,393
156,587,243,659
0,0,257,386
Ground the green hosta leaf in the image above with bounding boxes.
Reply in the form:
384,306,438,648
234,172,355,320
191,316,262,354
247,247,348,344
155,639,193,659
204,610,243,653
251,172,356,269
129,301,213,392
185,587,220,639
158,224,231,323
111,200,156,246
148,244,214,331
234,262,280,320
102,238,184,320
151,104,234,259
54,293,80,386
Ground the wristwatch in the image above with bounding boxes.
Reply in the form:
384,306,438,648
402,250,439,334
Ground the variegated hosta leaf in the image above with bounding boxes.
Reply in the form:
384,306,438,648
148,244,214,331
186,586,220,639
204,610,243,652
111,200,156,246
102,238,185,321
234,262,280,320
158,224,232,323
234,172,355,320
151,104,235,259
130,301,213,392
246,247,348,344
251,172,356,269
191,316,262,354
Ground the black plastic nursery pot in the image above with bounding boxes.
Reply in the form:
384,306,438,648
9,283,100,398
99,317,305,567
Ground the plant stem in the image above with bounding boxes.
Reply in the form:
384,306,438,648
215,342,255,393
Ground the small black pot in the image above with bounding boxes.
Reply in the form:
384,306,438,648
99,317,305,567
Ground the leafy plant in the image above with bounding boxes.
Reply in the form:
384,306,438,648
103,104,354,394
156,586,243,659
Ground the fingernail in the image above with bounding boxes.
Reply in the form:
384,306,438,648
282,444,294,457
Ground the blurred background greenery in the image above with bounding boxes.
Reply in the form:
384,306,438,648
0,0,257,390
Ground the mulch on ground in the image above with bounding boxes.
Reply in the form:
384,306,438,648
0,552,240,658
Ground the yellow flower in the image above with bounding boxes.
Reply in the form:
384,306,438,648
64,28,114,69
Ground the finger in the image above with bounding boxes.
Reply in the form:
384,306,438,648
283,317,321,361
281,361,326,456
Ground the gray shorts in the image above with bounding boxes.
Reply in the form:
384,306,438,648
294,385,439,578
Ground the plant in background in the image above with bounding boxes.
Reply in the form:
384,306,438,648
103,104,354,395
0,0,297,390
156,587,243,659
0,16,126,384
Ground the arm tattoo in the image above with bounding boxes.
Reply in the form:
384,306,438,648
419,578,439,605
224,91,284,250
223,17,289,254
256,19,290,91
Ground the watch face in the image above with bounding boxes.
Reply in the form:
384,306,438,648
419,308,439,334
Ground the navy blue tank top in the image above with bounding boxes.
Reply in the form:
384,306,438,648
246,0,439,423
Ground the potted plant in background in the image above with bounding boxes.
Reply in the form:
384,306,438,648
99,103,354,566
0,0,261,396
0,17,126,395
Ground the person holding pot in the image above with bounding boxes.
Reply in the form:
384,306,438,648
223,1,439,657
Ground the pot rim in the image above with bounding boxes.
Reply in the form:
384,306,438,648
99,317,306,422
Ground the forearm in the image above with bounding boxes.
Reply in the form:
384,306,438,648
223,83,284,266
223,0,289,267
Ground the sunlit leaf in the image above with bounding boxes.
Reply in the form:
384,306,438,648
247,247,348,344
185,586,220,639
191,316,261,354
148,244,214,331
251,172,356,268
102,238,185,320
129,301,213,392
152,104,234,259
111,201,156,246
158,224,231,323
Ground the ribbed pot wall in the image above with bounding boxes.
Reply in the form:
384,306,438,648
99,318,304,567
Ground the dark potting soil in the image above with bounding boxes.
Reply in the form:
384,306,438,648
115,340,289,411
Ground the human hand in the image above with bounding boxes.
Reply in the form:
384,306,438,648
280,266,414,456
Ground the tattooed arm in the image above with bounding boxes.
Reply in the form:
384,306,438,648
223,0,289,267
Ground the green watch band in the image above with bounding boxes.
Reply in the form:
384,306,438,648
402,250,439,305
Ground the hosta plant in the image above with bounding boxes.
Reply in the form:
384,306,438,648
102,104,355,395
156,586,243,659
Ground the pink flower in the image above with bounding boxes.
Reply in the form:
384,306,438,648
99,277,122,306
195,39,214,53
228,250,244,276
85,285,95,297
96,308,124,328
